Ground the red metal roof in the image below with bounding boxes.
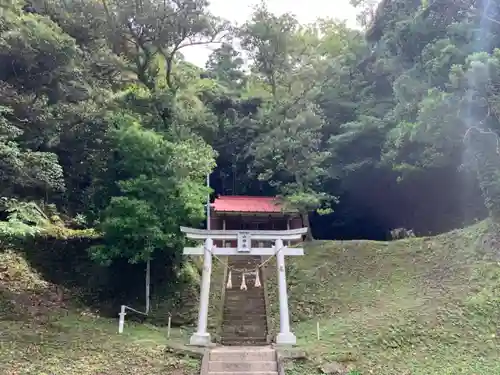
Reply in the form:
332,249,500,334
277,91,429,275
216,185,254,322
212,196,285,213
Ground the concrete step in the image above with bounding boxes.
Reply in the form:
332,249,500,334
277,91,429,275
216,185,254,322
223,312,267,317
209,361,277,372
208,372,277,375
225,292,264,297
224,310,267,314
222,325,267,331
222,322,266,330
224,299,266,305
222,331,267,337
224,291,264,295
222,322,267,327
222,314,267,325
224,305,266,310
209,348,275,362
222,321,267,327
221,338,268,346
224,308,267,313
225,296,263,301
224,301,265,306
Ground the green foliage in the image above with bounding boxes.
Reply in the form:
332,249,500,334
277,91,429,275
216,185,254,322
90,113,215,264
0,198,50,242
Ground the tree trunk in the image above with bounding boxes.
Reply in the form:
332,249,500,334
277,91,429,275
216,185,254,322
145,259,150,314
301,211,314,241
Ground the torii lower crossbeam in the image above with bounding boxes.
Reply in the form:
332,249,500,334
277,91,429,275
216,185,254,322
183,247,304,256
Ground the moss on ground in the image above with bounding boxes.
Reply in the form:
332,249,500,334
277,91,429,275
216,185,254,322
0,250,200,375
265,222,500,374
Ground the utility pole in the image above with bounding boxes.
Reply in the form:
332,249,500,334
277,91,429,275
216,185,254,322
206,173,211,230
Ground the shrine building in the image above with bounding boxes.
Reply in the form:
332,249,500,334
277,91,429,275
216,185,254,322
209,196,304,247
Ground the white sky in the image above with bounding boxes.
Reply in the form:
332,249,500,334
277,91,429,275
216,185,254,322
182,0,362,67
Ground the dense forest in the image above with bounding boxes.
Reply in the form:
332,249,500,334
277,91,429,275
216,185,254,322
1,0,500,266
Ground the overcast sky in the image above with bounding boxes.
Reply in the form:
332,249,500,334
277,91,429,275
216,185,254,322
182,0,363,67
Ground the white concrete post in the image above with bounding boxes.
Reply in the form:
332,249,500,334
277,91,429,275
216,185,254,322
275,238,297,345
118,305,126,333
189,237,213,346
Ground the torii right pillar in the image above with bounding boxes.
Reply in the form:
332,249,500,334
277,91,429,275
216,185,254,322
274,238,297,345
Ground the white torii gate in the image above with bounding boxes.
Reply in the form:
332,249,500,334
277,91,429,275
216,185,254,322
181,226,308,347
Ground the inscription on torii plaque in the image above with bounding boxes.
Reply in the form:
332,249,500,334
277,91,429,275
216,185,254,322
237,231,251,252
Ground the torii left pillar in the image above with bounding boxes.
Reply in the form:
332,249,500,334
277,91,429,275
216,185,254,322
189,238,213,346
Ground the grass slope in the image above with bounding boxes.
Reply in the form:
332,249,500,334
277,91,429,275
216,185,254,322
0,250,200,375
265,222,500,375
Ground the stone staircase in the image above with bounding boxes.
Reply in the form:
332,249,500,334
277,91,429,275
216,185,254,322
221,255,268,346
206,346,278,375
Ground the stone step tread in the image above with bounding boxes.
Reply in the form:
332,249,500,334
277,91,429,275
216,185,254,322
222,336,267,342
209,354,276,362
221,340,268,345
222,319,267,322
220,338,268,339
222,328,267,332
222,324,267,328
221,338,268,342
225,297,264,300
208,361,277,372
223,308,266,311
222,326,267,334
221,344,269,347
223,309,266,312
224,303,265,306
225,293,265,296
221,333,268,337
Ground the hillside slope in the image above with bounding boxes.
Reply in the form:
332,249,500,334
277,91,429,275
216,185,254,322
0,250,199,375
265,222,500,375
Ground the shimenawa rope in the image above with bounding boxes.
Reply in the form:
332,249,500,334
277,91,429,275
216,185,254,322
204,242,287,290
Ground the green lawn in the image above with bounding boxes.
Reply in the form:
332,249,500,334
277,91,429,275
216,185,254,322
265,222,500,374
0,250,200,375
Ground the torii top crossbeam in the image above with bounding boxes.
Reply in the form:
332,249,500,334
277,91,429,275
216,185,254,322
180,226,307,239
180,226,308,256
